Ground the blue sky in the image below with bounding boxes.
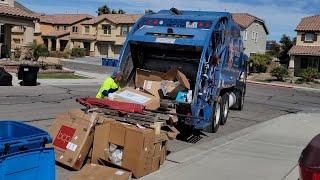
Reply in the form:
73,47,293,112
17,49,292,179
17,0,319,41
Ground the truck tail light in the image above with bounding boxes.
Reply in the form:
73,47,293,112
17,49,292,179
147,19,152,24
153,20,158,24
205,23,210,27
299,164,320,180
198,22,203,27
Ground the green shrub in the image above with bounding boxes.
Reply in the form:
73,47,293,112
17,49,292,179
271,66,289,81
40,62,49,70
25,42,48,61
49,51,70,59
54,64,63,70
249,54,272,73
71,48,86,58
300,68,320,82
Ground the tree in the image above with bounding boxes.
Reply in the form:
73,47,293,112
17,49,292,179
117,9,126,14
249,54,272,73
145,9,154,14
111,9,117,14
266,40,280,58
279,34,296,62
25,42,48,61
97,5,111,15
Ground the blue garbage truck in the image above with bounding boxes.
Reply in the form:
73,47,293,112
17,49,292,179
117,8,248,133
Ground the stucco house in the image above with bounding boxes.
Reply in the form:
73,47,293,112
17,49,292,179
81,14,142,58
232,13,269,57
0,0,37,58
288,15,320,76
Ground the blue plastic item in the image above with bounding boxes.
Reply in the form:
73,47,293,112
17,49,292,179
0,121,52,155
175,92,188,102
0,148,55,180
107,59,114,66
113,60,119,67
102,58,107,66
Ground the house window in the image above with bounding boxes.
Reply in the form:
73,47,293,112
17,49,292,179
243,30,248,41
72,26,78,33
301,57,319,69
84,26,90,33
121,26,129,36
0,25,4,43
252,31,255,40
102,25,111,35
55,26,60,31
305,33,314,42
63,26,67,31
14,39,21,48
254,32,258,43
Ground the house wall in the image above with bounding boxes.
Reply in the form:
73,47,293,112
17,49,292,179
296,31,320,46
0,0,14,7
242,21,267,57
294,56,301,76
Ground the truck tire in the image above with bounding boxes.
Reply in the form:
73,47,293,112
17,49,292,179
234,87,245,111
203,96,221,133
220,93,229,125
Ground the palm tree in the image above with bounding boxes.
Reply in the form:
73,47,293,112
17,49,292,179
97,5,111,16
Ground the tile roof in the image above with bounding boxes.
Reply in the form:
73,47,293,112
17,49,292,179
232,13,269,34
42,31,70,38
289,45,320,56
295,15,320,32
70,34,96,40
0,5,37,19
82,14,143,25
39,14,94,25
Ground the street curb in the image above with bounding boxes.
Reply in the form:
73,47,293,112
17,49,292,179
247,80,320,92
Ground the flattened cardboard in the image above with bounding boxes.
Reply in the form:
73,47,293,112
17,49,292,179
115,87,160,110
143,80,162,98
92,123,111,164
49,112,95,170
167,125,180,140
135,68,164,88
110,122,127,146
96,115,115,124
68,164,132,180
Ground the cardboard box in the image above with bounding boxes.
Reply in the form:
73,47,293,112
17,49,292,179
115,87,160,110
143,80,162,98
160,142,168,165
85,147,93,164
154,131,169,143
135,68,164,88
161,68,190,99
151,156,161,172
110,122,127,146
92,123,111,164
49,111,97,170
92,122,155,178
122,126,155,178
68,164,132,180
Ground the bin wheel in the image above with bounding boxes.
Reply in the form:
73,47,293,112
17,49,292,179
220,92,229,125
203,96,221,133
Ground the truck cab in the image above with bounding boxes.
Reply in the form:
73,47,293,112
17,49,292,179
117,8,247,133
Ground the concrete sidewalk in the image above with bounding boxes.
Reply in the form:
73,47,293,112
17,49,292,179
143,112,320,180
10,69,110,86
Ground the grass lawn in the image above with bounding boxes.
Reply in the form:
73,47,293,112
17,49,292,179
37,74,88,79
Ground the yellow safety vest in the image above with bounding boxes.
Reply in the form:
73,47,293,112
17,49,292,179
96,77,121,99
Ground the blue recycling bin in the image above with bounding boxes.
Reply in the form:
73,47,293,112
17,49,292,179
0,148,55,180
113,60,120,67
107,58,114,66
0,121,52,156
102,58,107,66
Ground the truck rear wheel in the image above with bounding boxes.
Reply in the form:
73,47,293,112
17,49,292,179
233,87,245,111
203,96,221,133
220,93,229,125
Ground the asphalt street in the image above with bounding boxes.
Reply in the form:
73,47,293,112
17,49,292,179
1,83,319,153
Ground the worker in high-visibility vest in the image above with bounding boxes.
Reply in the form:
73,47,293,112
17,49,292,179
96,71,123,99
